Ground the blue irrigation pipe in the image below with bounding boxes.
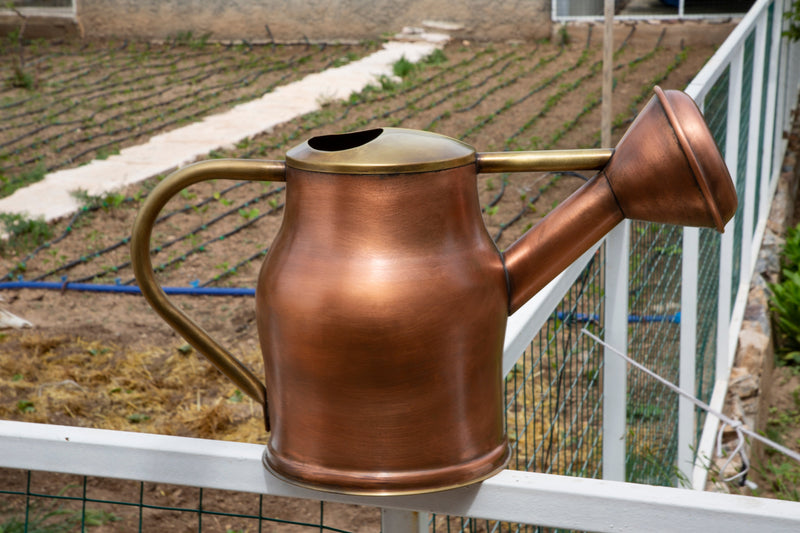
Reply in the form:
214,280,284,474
0,281,681,323
0,281,255,296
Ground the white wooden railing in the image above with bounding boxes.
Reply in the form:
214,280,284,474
2,0,800,531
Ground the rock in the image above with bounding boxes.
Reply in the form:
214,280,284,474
0,309,33,329
735,326,770,376
729,369,759,399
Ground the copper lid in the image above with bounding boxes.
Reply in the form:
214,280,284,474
286,128,476,174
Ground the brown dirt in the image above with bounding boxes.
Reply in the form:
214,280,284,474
0,23,736,531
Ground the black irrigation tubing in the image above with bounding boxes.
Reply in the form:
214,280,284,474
0,73,219,150
0,41,132,111
3,204,108,282
0,64,217,133
454,48,577,140
345,47,543,135
492,172,590,242
118,200,286,286
343,51,526,134
1,49,339,177
489,45,685,241
3,179,258,282
74,185,283,283
461,24,641,145
2,44,291,122
30,42,154,83
231,48,503,159
201,247,269,287
1,47,311,141
346,45,498,107
502,28,639,147
1,69,299,178
285,46,510,140
24,45,226,100
482,176,508,211
32,183,285,283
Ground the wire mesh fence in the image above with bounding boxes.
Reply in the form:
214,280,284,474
0,0,796,530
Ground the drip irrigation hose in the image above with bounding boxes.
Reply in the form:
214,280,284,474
0,280,681,323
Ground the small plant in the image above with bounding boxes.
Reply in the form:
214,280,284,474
770,223,800,365
0,212,52,254
0,493,121,532
770,270,800,364
422,48,447,66
69,189,126,212
238,207,260,221
784,1,800,42
1,162,46,198
781,223,800,272
5,2,36,90
392,55,416,79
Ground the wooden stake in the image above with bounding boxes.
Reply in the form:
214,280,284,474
602,0,614,148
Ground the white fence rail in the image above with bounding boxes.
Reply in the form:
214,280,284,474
2,0,800,531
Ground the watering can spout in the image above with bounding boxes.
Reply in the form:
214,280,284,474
499,86,737,314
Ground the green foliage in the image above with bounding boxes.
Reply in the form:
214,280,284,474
784,1,800,42
0,162,46,198
0,489,121,532
782,223,800,272
69,189,127,212
422,48,447,66
392,55,416,79
0,212,52,254
771,270,800,364
770,224,800,365
170,30,212,49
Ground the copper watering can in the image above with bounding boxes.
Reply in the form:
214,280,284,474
130,87,736,495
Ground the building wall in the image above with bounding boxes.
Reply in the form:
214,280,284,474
74,0,551,42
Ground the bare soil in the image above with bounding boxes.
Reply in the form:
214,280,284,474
0,23,740,531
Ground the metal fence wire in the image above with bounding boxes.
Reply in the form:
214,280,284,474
0,0,797,530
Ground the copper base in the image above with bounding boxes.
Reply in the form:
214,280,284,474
263,441,511,495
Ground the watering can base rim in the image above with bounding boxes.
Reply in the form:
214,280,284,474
262,441,511,495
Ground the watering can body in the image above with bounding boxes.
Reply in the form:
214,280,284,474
131,87,737,495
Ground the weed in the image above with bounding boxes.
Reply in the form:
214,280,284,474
4,4,36,90
16,399,34,413
95,146,120,160
422,48,448,66
238,207,260,220
1,162,46,198
69,189,126,212
392,55,416,79
0,492,121,532
0,212,52,255
179,189,197,201
770,243,800,364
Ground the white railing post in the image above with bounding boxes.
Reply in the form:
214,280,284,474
721,43,743,371
602,221,629,482
742,14,767,278
774,0,791,174
761,0,783,206
678,227,699,487
694,40,743,491
381,509,429,533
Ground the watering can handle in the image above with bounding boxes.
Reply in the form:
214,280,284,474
476,148,613,174
130,159,286,422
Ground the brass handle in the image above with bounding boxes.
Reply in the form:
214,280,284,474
131,159,286,420
476,148,613,173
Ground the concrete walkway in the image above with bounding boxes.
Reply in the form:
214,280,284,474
0,33,447,222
